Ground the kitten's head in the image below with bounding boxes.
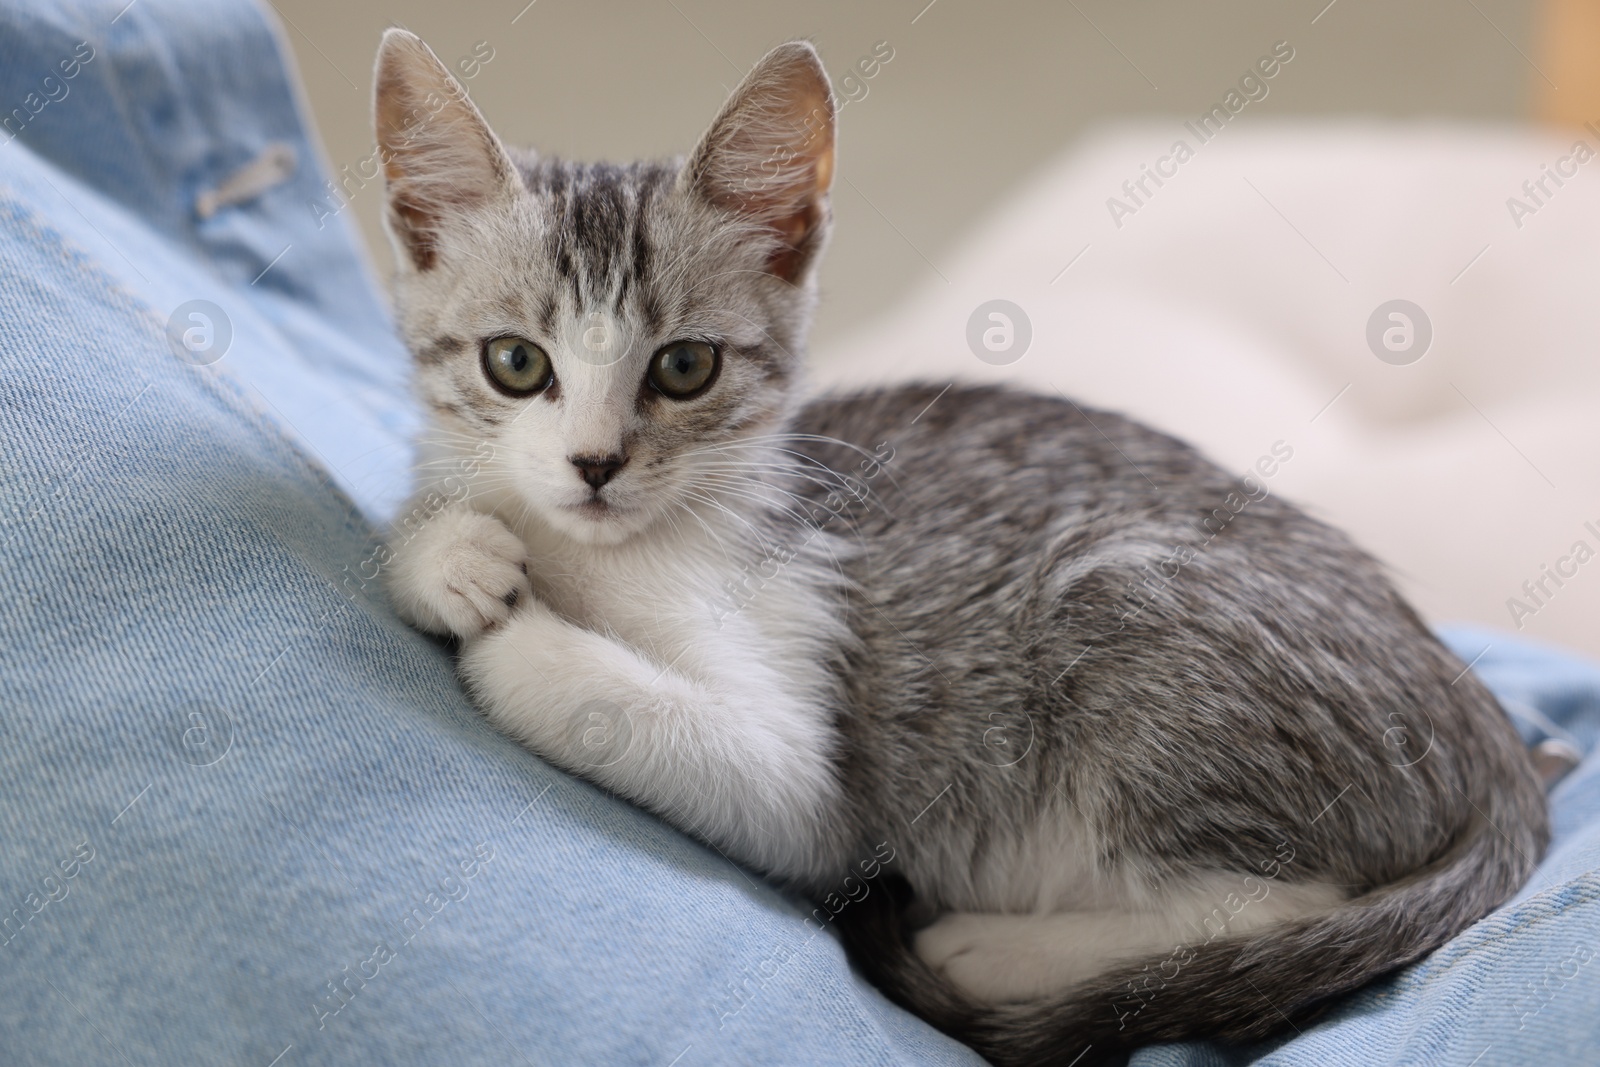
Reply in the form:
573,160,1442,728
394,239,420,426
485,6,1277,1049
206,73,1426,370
373,30,836,546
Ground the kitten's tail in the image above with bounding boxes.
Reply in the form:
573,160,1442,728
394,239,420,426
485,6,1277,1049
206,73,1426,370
836,801,1543,1067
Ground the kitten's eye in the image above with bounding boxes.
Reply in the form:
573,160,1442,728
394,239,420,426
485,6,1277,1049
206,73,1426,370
648,341,719,399
483,336,553,396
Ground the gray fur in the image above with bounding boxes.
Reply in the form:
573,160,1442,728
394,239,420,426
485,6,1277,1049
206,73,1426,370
376,31,1548,1066
799,386,1547,1063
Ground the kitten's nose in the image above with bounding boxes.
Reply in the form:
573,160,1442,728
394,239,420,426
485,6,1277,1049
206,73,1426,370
570,453,627,490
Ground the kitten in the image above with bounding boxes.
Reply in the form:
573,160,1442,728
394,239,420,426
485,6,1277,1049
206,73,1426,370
375,30,1548,1066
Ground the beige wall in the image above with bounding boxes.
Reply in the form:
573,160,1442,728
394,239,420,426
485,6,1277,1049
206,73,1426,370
272,0,1537,352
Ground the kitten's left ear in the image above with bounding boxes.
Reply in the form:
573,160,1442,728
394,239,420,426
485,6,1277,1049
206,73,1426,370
683,41,836,284
373,28,519,271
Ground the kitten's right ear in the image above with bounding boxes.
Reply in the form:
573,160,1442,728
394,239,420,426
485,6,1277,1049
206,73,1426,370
373,28,518,271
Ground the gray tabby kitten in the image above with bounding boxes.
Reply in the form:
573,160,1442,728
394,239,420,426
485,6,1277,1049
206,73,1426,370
374,29,1548,1066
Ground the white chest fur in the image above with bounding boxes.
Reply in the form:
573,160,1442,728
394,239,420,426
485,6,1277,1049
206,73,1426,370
458,506,856,883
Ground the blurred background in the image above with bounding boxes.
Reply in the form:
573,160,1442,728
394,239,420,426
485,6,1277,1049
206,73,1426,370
275,0,1546,350
273,0,1600,658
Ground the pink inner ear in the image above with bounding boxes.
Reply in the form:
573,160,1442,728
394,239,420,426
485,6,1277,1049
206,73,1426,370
693,52,836,282
745,107,835,282
373,33,512,272
763,198,824,282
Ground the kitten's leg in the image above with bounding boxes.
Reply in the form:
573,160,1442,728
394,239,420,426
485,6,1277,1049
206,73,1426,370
914,879,1346,1002
385,505,533,639
458,602,842,877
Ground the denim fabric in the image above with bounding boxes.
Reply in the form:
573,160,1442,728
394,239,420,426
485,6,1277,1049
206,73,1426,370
0,1,1596,1065
0,0,417,524
0,2,980,1064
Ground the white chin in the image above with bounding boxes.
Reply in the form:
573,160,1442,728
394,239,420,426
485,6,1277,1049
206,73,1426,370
549,501,645,545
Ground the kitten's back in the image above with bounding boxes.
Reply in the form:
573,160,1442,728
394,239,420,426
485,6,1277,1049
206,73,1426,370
795,384,1546,1065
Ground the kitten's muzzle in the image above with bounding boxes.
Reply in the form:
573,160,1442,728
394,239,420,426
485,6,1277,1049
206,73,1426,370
570,453,629,490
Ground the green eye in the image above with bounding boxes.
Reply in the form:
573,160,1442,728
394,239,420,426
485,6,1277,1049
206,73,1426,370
483,336,553,395
648,341,718,399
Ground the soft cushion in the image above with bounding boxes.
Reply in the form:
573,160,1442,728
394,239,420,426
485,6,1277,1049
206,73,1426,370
814,122,1600,660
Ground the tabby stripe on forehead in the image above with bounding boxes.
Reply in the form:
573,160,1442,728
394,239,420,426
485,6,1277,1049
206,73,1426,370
615,180,653,313
520,160,680,324
572,175,628,290
629,180,653,285
614,250,632,310
548,172,581,305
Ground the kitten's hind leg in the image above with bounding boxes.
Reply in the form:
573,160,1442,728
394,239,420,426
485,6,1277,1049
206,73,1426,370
914,878,1345,1003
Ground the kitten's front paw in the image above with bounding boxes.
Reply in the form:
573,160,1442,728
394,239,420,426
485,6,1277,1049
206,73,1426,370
386,508,533,640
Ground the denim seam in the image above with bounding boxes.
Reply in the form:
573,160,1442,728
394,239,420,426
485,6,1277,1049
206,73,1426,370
0,178,374,553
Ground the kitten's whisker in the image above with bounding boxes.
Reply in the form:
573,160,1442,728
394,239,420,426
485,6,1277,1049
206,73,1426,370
679,488,779,551
694,466,881,529
692,463,859,503
751,434,904,489
694,470,831,522
692,467,814,511
669,498,736,561
688,452,850,482
682,442,857,492
696,479,814,531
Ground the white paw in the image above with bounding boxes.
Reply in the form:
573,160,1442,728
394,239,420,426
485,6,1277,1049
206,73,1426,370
914,912,1087,1003
915,913,1024,1002
385,508,533,640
